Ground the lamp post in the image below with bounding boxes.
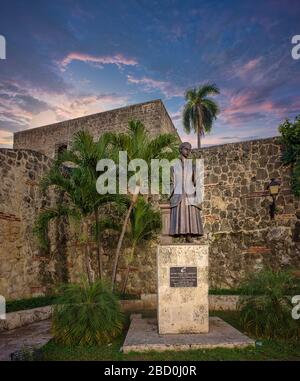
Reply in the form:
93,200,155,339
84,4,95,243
267,178,281,219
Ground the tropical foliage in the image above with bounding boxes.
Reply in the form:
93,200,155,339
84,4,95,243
106,119,178,290
34,130,127,283
52,279,124,345
278,115,300,197
35,121,177,291
183,83,220,148
238,269,300,340
121,196,161,294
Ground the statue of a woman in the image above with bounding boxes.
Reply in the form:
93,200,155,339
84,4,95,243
169,142,204,243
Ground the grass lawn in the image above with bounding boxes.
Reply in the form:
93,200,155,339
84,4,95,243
40,311,300,361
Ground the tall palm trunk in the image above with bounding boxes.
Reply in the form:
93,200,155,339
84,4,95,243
94,207,103,279
197,104,202,149
82,219,94,285
111,194,137,291
121,245,136,295
197,130,201,149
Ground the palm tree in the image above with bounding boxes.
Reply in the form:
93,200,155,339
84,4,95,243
35,131,127,283
121,197,161,295
183,83,220,148
35,158,98,284
108,119,178,290
56,131,128,280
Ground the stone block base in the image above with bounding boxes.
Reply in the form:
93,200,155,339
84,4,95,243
122,315,255,353
157,244,209,334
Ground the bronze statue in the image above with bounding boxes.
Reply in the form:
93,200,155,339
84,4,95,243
169,142,204,243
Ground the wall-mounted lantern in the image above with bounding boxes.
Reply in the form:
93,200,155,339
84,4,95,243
267,178,281,219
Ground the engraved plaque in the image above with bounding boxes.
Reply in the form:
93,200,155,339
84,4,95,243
170,267,197,287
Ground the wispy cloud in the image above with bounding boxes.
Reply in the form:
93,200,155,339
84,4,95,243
0,80,129,147
180,131,264,148
59,52,138,70
127,75,183,98
1,0,300,149
220,88,300,127
169,110,182,121
0,130,13,148
51,93,129,121
236,57,262,78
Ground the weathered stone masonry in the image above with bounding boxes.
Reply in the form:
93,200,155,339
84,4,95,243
193,136,300,288
0,149,60,299
1,99,300,299
126,136,300,292
14,99,178,158
1,100,179,300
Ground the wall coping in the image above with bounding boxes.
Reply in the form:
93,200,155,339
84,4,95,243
193,135,281,151
0,295,241,331
13,99,167,137
0,306,53,332
0,147,53,161
2,293,294,331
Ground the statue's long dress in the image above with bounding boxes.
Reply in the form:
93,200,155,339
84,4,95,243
169,193,204,236
169,158,204,236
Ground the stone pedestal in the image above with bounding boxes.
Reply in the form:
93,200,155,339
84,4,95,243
158,203,172,244
157,244,209,334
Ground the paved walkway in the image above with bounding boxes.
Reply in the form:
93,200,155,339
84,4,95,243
0,320,52,361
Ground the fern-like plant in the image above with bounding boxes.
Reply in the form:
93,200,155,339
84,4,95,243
238,269,300,340
121,196,161,294
52,279,124,345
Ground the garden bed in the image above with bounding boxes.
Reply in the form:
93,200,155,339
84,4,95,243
39,311,300,361
1,294,242,332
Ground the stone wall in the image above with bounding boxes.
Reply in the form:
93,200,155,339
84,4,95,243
194,136,300,287
0,148,115,300
0,149,69,300
1,135,300,300
125,136,300,293
2,99,179,300
14,99,178,158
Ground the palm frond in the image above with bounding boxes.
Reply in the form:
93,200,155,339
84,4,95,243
34,206,80,249
128,197,161,245
184,88,197,101
197,83,220,98
182,103,192,133
201,98,220,117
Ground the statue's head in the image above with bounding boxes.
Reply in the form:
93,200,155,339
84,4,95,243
179,142,192,158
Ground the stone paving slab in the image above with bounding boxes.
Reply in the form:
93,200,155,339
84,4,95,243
122,315,254,353
0,320,52,361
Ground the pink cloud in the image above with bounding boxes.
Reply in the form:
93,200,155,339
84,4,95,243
180,133,231,148
169,110,182,121
227,57,263,80
0,80,130,146
127,75,183,98
59,52,138,69
0,130,13,147
51,93,128,121
127,75,167,88
238,57,262,76
220,89,300,127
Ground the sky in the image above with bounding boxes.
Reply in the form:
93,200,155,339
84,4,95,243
0,0,299,148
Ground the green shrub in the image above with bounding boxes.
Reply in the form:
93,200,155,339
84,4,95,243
238,269,300,340
278,115,300,197
6,295,56,313
209,288,242,295
52,279,124,346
